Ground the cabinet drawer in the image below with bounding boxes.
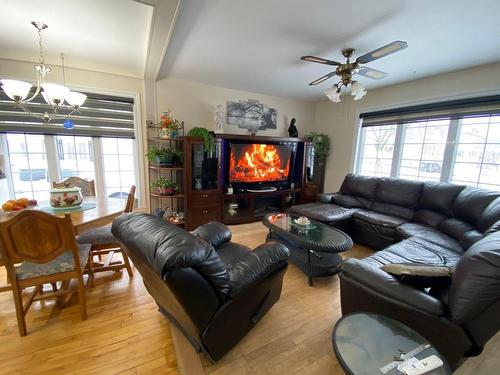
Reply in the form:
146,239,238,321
188,206,222,229
189,191,221,206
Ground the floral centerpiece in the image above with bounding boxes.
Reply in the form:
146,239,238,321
151,177,179,196
152,110,184,139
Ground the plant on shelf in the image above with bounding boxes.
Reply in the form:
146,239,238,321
147,110,184,139
151,177,179,196
305,132,330,165
146,147,183,167
187,127,215,154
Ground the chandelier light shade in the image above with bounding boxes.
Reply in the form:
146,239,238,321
351,81,367,101
325,84,341,103
0,21,87,125
66,91,87,107
1,79,33,101
41,83,70,105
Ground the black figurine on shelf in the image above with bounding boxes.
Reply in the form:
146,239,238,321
288,118,298,137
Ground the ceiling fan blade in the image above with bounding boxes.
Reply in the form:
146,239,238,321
309,71,337,86
356,67,388,80
355,41,408,64
301,55,341,66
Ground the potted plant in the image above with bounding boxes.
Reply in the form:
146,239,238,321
187,127,215,154
147,147,183,167
305,132,330,165
151,177,179,196
158,110,183,139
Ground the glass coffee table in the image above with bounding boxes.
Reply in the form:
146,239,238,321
263,213,353,286
333,313,452,375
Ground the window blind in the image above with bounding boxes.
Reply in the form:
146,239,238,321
0,91,135,138
360,95,500,127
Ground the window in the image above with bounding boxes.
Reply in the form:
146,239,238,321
56,136,95,181
358,124,397,177
399,119,449,182
0,91,138,202
452,115,500,189
356,98,500,191
5,134,51,201
102,137,136,199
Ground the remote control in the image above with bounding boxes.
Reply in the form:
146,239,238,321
400,355,443,375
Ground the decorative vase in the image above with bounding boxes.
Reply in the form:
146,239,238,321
49,187,83,209
158,127,171,139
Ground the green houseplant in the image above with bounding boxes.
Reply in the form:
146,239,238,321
146,147,183,167
305,132,330,165
187,127,215,154
151,177,179,196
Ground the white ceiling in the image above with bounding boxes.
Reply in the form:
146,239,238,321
159,0,500,101
0,0,153,78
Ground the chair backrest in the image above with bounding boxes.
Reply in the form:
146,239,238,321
0,210,80,266
124,185,136,213
53,177,96,197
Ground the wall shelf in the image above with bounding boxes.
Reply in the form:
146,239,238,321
148,165,184,171
150,193,185,199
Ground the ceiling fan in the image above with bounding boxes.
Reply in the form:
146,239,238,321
301,40,408,102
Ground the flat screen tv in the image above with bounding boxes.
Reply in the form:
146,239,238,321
229,143,292,183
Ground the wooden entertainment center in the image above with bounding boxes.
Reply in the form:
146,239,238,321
148,133,307,230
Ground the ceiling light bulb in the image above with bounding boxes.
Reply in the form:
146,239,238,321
1,79,33,101
41,83,70,106
66,91,87,107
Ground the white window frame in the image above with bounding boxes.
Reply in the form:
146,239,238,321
354,114,500,190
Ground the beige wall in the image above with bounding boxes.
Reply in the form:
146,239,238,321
313,62,500,191
0,58,148,205
155,78,316,137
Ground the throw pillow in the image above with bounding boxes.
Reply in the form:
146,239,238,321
381,263,454,288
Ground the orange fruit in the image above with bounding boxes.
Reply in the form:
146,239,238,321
2,201,15,211
16,198,29,208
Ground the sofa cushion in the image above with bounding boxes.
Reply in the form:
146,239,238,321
375,178,423,208
364,236,462,269
439,218,484,249
381,263,454,288
413,209,447,228
216,242,250,272
371,202,414,220
192,221,232,248
396,223,462,253
484,220,500,236
331,193,370,208
339,174,380,200
448,231,500,324
418,182,466,216
287,203,359,224
453,187,500,227
477,197,500,232
353,210,408,228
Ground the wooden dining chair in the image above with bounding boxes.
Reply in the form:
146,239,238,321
52,177,96,197
0,252,12,292
0,210,93,336
77,185,136,278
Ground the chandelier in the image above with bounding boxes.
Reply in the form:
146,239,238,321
324,80,366,103
0,21,87,128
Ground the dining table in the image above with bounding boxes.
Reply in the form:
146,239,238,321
0,198,125,235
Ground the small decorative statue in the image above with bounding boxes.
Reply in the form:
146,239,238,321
214,104,225,133
288,118,298,137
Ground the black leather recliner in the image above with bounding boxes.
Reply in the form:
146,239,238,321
111,213,289,361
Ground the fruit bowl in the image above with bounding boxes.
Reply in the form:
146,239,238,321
2,198,38,213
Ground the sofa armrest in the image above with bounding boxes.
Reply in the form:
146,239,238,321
340,258,446,316
228,241,290,298
192,221,232,248
318,192,337,203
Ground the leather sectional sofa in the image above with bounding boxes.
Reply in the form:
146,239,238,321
111,213,289,361
289,174,500,369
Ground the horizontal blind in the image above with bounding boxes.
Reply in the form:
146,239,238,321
360,95,500,127
0,90,135,138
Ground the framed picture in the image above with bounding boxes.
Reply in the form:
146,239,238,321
227,99,277,132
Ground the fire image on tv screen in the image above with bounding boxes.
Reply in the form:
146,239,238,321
229,143,292,183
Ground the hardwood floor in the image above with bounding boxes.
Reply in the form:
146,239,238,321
0,221,497,374
0,261,178,375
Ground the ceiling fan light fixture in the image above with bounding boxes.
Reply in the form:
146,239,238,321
325,84,341,103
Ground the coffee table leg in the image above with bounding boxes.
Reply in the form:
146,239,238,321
307,249,313,287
